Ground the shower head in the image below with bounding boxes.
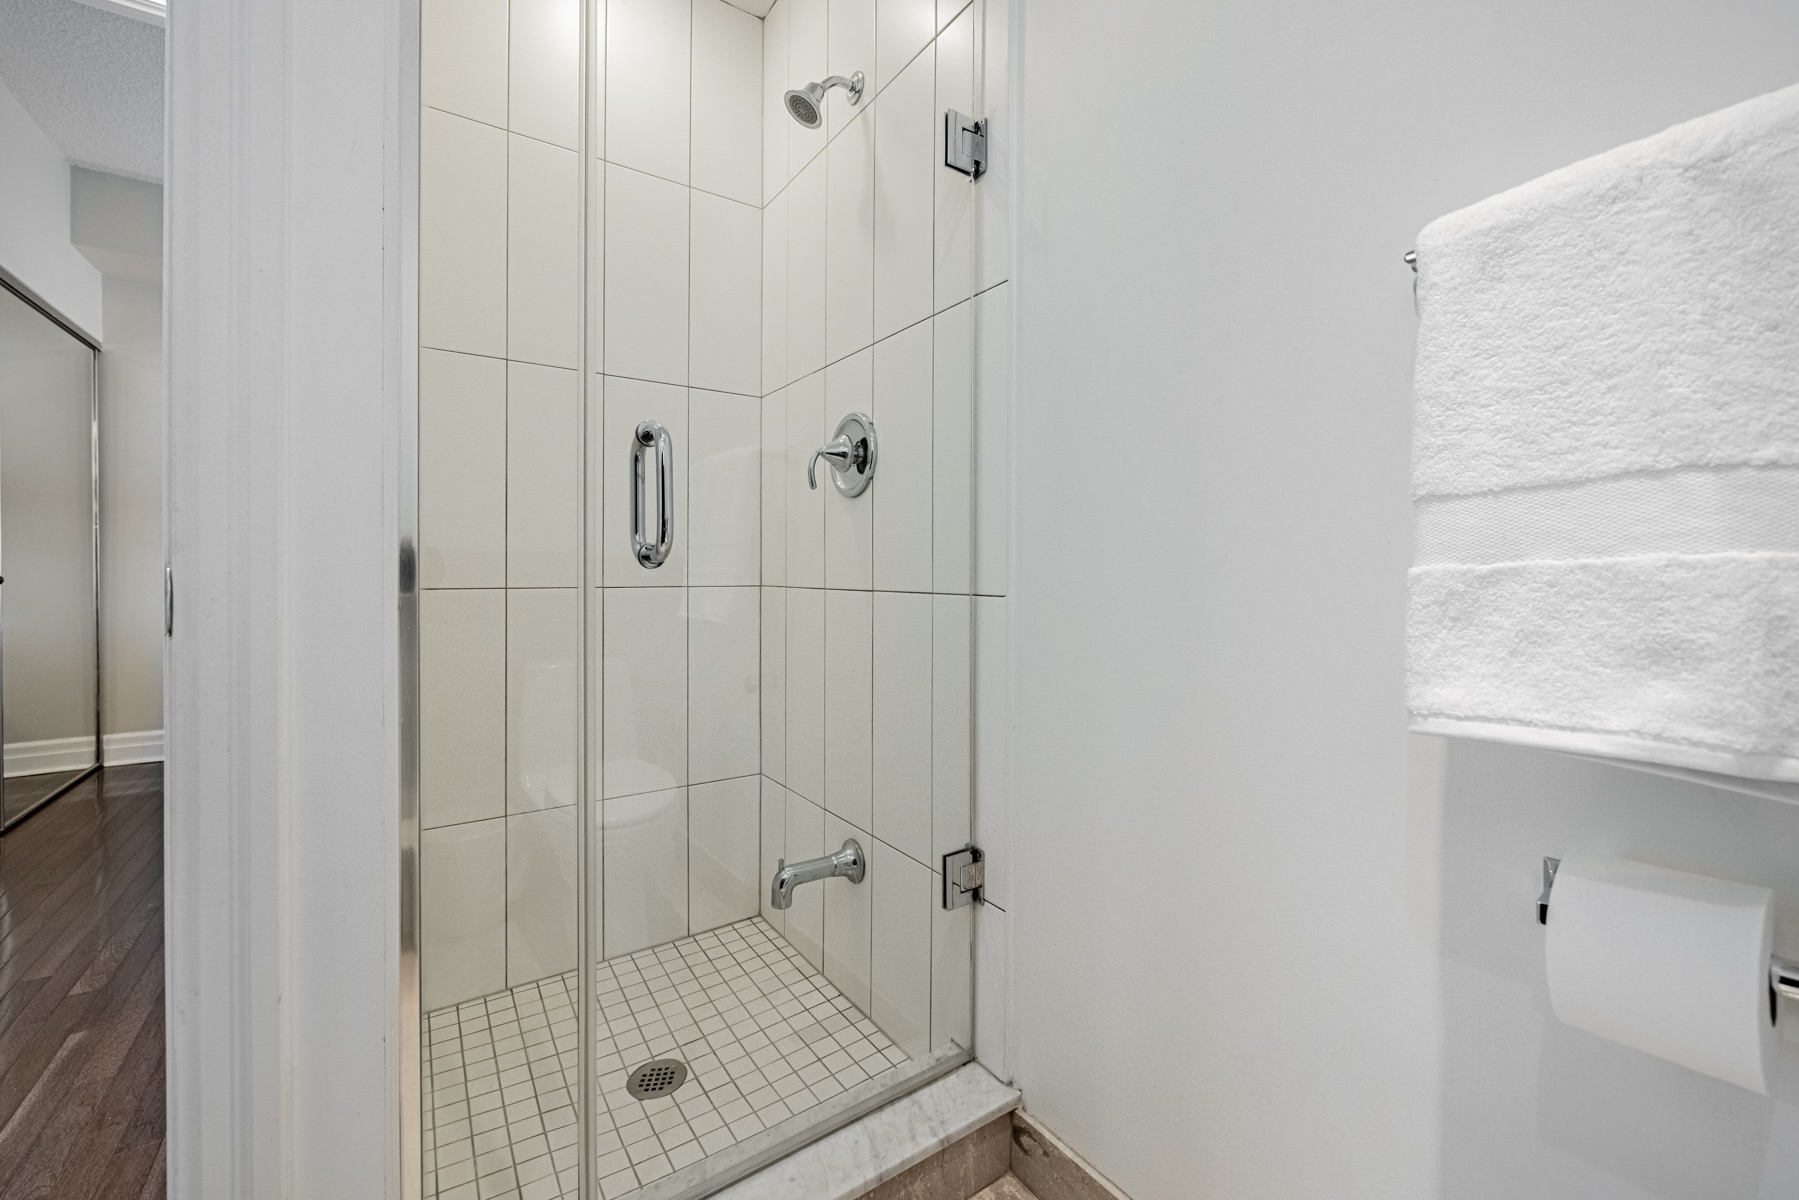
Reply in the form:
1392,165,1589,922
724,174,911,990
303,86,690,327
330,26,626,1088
783,72,864,129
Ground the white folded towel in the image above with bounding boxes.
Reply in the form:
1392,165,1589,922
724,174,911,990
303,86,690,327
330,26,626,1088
1408,83,1799,783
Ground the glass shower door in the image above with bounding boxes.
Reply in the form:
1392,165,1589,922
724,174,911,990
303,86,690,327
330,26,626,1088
0,283,100,832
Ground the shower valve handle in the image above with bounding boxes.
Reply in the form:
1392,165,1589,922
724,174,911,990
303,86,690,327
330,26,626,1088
807,412,878,497
808,437,857,489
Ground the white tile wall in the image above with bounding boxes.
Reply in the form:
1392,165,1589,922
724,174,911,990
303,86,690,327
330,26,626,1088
974,282,1012,596
931,594,971,861
932,6,975,313
784,586,825,804
786,154,828,384
420,349,506,588
972,594,1008,908
507,805,578,985
689,775,762,930
603,788,690,955
872,590,931,862
760,0,789,205
784,791,826,968
824,107,874,365
604,165,690,385
761,192,790,393
871,838,931,1058
423,817,508,1010
931,881,973,1055
602,586,688,797
422,0,508,127
689,389,761,585
421,109,507,358
871,319,932,592
823,349,873,589
692,0,764,205
760,777,789,929
761,391,788,584
606,0,692,183
690,195,763,398
760,587,787,782
508,362,580,587
821,812,871,1011
507,587,579,812
931,301,972,593
823,590,873,831
824,0,874,139
508,0,581,149
785,0,828,180
875,0,935,93
422,588,507,829
509,134,581,369
872,46,934,342
688,586,760,783
783,373,825,588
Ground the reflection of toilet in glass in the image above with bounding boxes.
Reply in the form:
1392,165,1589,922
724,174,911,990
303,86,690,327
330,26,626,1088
514,658,575,809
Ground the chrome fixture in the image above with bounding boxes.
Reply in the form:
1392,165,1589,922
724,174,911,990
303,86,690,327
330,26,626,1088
631,420,674,567
942,845,985,910
944,109,987,178
784,72,864,129
770,839,866,910
808,412,877,497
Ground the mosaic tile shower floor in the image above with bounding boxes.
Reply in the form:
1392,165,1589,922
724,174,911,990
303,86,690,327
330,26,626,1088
423,917,912,1200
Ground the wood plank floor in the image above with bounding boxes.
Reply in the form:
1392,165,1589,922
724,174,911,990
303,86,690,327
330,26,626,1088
0,765,164,1199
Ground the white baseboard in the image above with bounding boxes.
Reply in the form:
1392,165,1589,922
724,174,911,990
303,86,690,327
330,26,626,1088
3,729,164,776
104,729,165,766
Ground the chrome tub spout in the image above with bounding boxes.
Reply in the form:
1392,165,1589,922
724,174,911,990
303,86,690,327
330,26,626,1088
770,839,865,910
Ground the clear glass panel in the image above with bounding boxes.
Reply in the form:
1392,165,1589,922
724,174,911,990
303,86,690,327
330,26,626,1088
417,0,984,1192
0,285,99,830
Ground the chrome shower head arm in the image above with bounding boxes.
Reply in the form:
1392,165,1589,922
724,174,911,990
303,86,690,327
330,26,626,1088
818,71,864,103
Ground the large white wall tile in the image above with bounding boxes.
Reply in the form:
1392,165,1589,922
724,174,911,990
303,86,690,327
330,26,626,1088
605,0,691,182
931,594,970,861
785,791,825,968
786,154,828,384
872,319,932,592
972,594,1008,908
421,110,507,358
602,586,688,797
419,349,506,588
507,806,578,985
931,301,972,593
603,788,689,956
605,165,689,385
761,391,788,585
601,376,688,585
509,135,581,369
873,591,932,862
689,389,761,585
507,587,579,812
976,0,1009,293
973,282,1011,596
871,839,930,1058
823,589,872,832
421,589,506,828
422,817,508,1009
690,195,762,398
785,0,828,180
936,0,966,32
784,372,825,588
785,586,825,804
760,0,788,206
933,5,975,312
423,0,508,126
875,0,934,94
825,108,875,366
873,48,934,342
760,777,788,929
822,813,872,1012
825,0,874,139
823,349,873,589
931,876,973,1054
509,0,581,149
762,191,789,393
508,362,580,586
689,585,760,783
689,775,761,932
761,586,787,782
692,0,763,206
972,892,1007,1082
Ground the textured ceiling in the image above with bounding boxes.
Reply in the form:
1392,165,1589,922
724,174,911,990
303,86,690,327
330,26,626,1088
0,0,163,183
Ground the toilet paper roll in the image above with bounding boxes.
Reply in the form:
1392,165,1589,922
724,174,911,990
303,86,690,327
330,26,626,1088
1545,854,1775,1094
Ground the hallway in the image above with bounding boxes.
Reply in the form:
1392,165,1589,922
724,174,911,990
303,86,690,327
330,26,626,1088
0,765,164,1198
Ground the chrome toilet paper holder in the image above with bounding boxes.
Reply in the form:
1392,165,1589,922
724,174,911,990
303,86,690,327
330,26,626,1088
1537,855,1799,1008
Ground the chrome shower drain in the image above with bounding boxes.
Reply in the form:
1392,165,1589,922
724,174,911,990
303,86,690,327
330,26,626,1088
625,1058,689,1101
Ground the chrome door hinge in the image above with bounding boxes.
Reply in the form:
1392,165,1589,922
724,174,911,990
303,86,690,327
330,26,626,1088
944,110,986,179
942,845,985,909
164,565,173,637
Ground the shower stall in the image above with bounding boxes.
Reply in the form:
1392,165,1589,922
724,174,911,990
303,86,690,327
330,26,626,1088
406,0,1006,1195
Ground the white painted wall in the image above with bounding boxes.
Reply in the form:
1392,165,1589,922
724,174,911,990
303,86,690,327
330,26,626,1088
0,76,102,340
1007,3,1799,1199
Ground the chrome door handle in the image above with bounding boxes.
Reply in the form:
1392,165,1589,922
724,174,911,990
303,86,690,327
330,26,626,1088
808,412,877,497
631,420,674,568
